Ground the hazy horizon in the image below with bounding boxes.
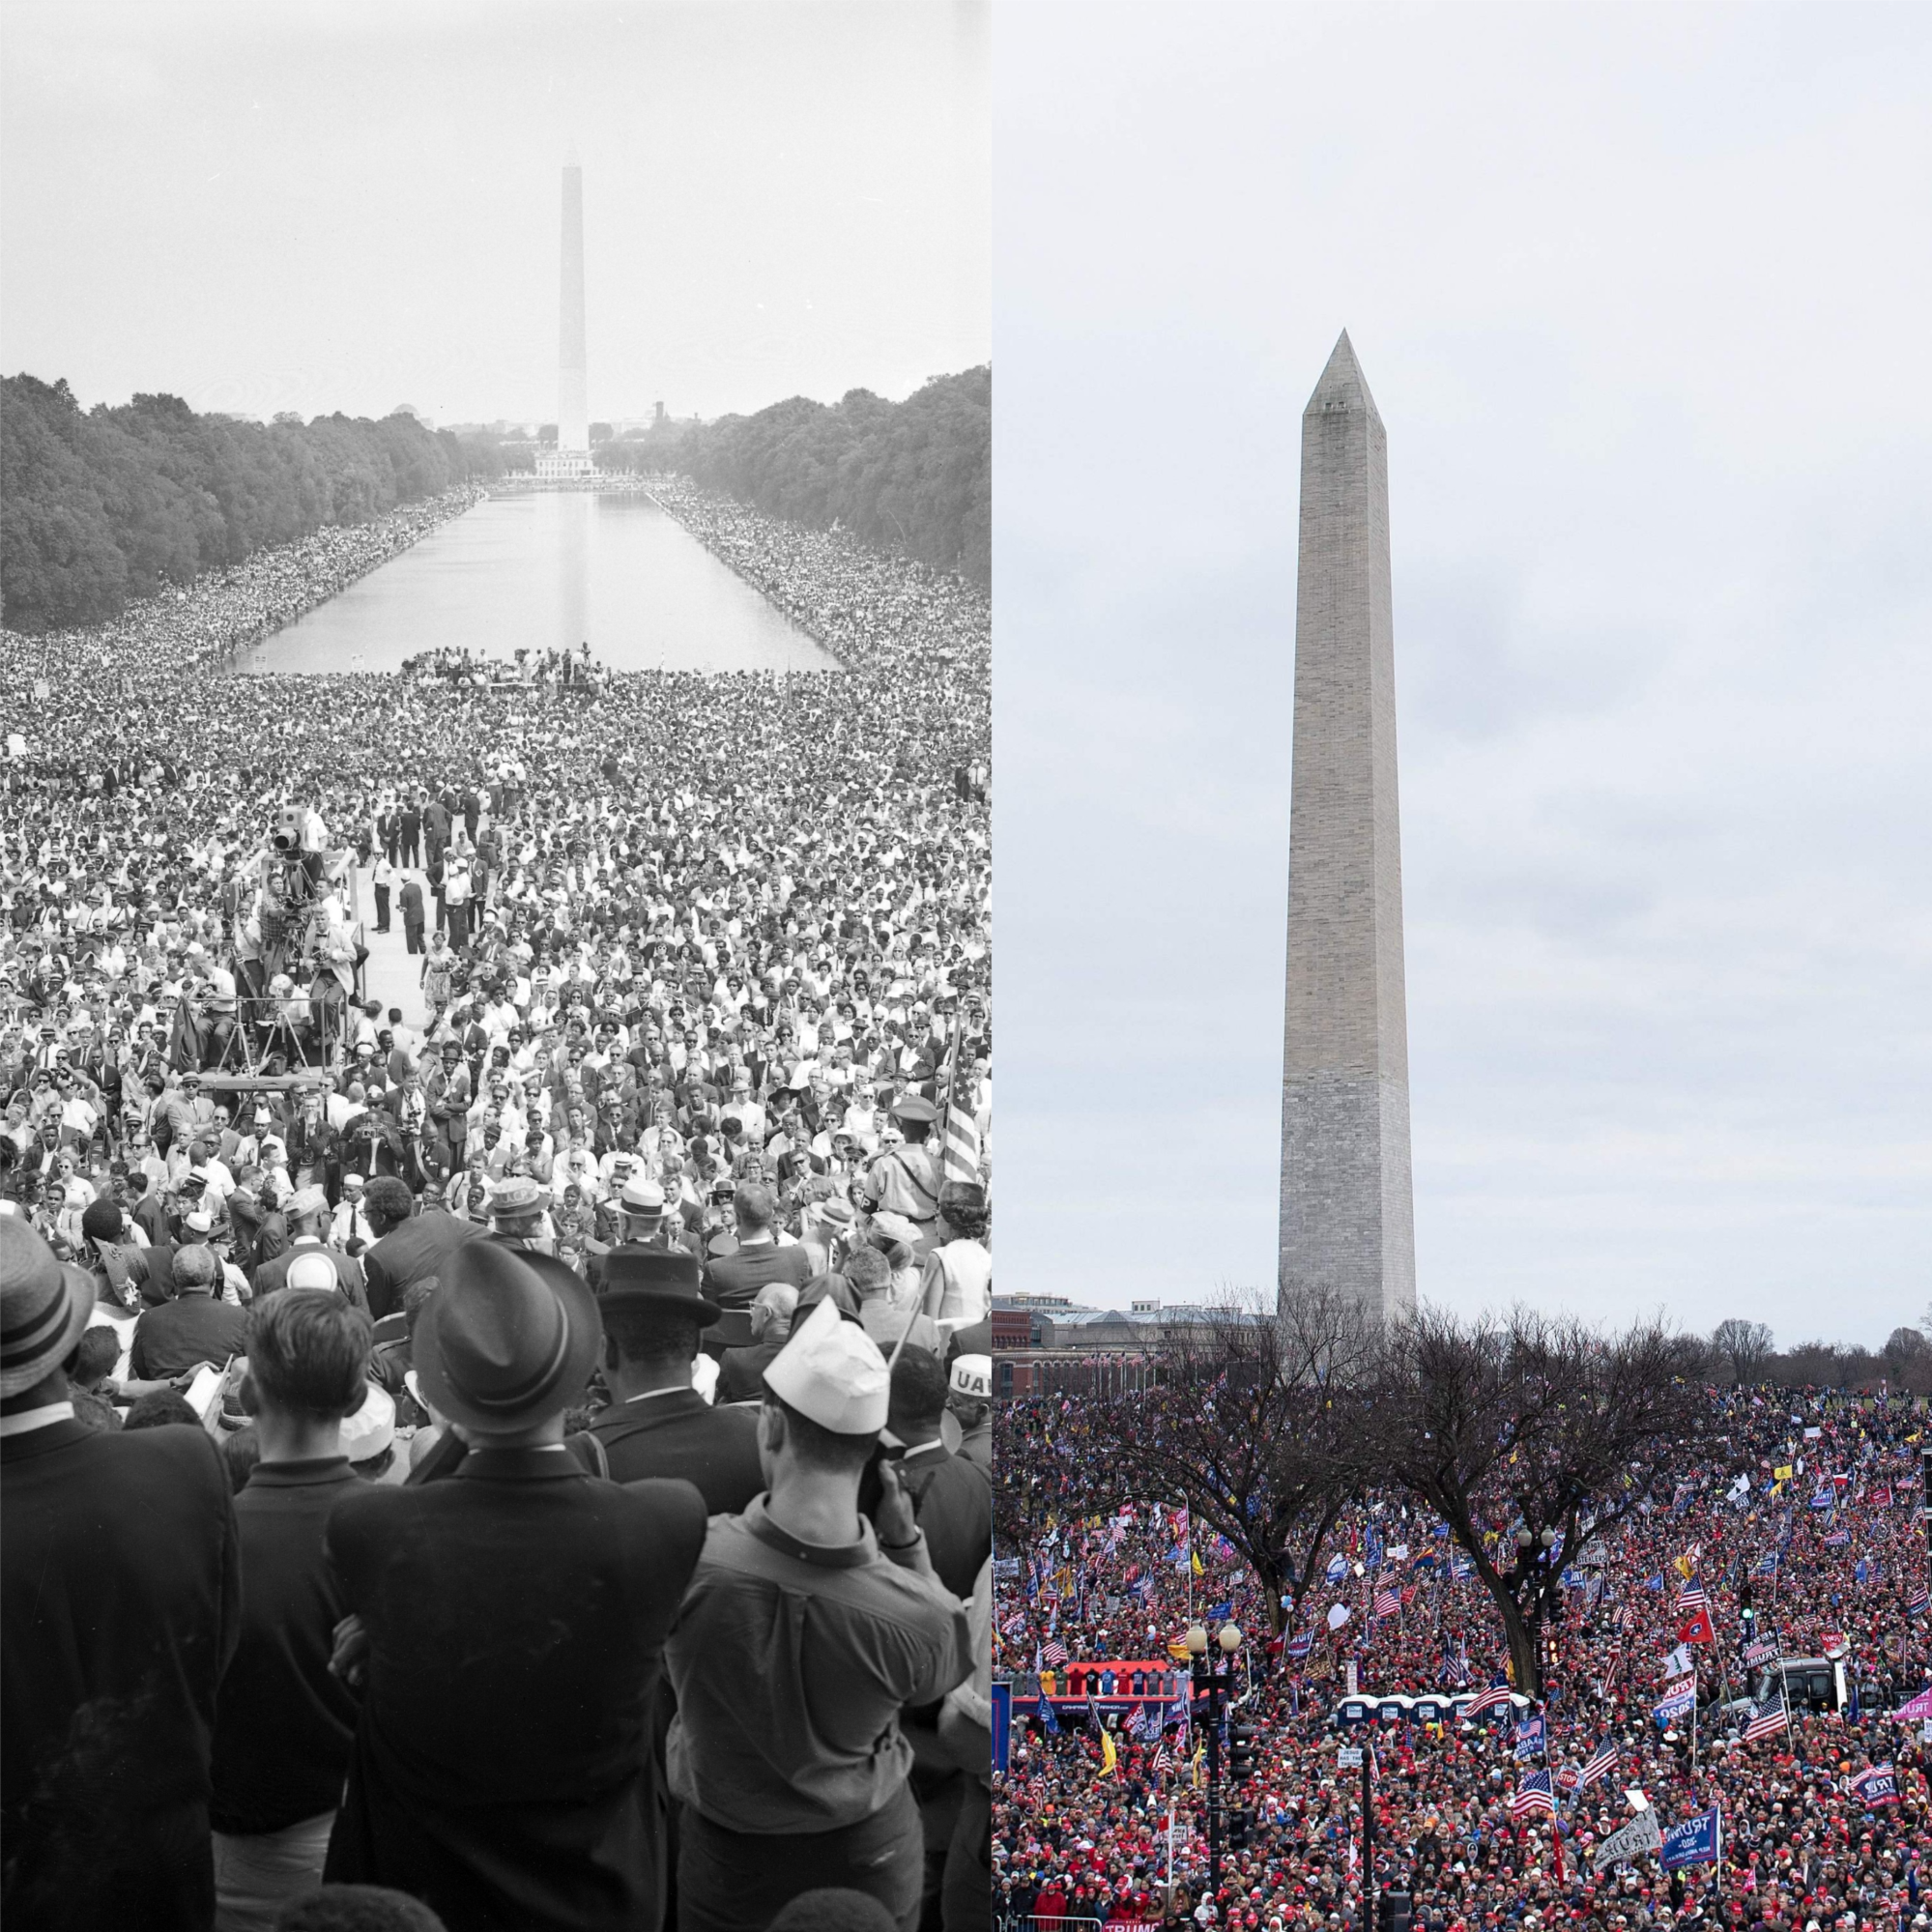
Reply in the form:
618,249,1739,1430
0,0,990,426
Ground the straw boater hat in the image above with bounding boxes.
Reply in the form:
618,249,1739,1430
1,1219,96,1398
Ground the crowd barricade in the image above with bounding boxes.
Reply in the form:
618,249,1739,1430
1009,1659,1188,1707
1008,1915,1108,1932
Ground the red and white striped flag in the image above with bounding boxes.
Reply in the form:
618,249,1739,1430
1744,1694,1787,1744
942,1093,981,1185
1509,1771,1556,1818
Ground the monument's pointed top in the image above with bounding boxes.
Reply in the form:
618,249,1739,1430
1305,329,1381,421
563,140,582,170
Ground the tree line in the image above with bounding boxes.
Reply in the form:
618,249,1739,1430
1709,1315,1932,1396
0,376,502,632
598,367,992,590
999,1287,1716,1698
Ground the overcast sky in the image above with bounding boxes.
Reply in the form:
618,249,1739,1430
0,0,989,424
995,3,1932,1347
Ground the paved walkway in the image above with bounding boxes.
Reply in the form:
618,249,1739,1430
353,864,429,1029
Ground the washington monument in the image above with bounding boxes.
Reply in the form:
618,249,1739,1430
542,152,592,480
1278,331,1417,1325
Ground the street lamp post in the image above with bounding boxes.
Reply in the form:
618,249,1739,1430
1187,1622,1243,1910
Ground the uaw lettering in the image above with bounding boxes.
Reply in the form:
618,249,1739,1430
1,118,993,1932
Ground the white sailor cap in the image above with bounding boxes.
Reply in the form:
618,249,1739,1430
764,1298,888,1436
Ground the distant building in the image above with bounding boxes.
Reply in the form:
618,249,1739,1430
992,1294,1268,1399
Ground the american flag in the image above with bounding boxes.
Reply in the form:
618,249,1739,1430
1509,1770,1556,1818
1744,1637,1780,1667
1373,1588,1401,1620
1152,1738,1172,1775
1907,1586,1929,1617
1463,1686,1514,1717
1743,1693,1787,1743
1576,1740,1618,1790
1679,1580,1710,1612
1042,1639,1069,1669
938,1024,982,1185
1754,1554,1778,1576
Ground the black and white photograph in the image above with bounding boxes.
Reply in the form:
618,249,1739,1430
1,4,991,1930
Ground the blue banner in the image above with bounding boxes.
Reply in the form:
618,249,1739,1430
1660,1808,1722,1869
992,1683,1011,1773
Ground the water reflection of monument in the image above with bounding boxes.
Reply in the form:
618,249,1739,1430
536,152,595,483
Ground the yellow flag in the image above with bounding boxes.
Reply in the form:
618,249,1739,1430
1099,1728,1118,1777
1773,1465,1794,1482
1674,1553,1693,1578
1192,1550,1204,1577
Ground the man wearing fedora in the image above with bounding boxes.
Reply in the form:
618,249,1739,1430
586,1249,764,1513
1,1216,242,1929
665,1300,973,1932
322,1239,710,1931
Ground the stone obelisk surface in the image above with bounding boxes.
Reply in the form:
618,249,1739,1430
558,156,589,457
1279,331,1416,1325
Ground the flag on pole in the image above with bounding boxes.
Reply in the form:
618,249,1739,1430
1463,1686,1514,1717
940,1048,982,1186
1509,1771,1557,1818
1577,1740,1619,1790
1849,1763,1897,1807
1043,1639,1069,1669
1514,1713,1547,1761
1744,1637,1779,1667
1677,1606,1716,1647
1743,1693,1787,1744
1152,1738,1172,1775
1907,1586,1929,1617
1373,1588,1401,1620
1678,1580,1710,1612
1097,1726,1118,1778
1654,1682,1697,1727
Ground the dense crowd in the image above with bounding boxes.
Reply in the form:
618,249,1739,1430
991,1392,1932,1932
1,476,995,1932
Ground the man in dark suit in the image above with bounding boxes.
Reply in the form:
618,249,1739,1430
209,1289,369,1923
588,1250,765,1513
716,1282,799,1405
398,801,421,869
399,875,426,957
378,806,400,867
359,1175,479,1322
130,1240,251,1381
872,1346,991,1602
701,1184,814,1312
323,1241,708,1931
2,1218,241,1930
